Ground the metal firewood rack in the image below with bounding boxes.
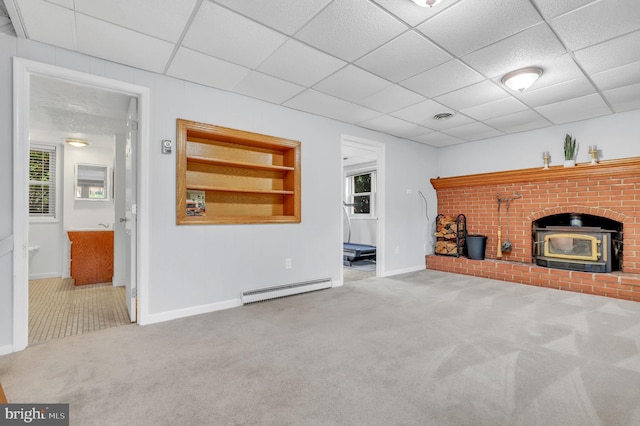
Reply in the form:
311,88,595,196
434,213,467,257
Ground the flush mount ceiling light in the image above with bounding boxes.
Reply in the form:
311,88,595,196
65,138,89,147
501,67,543,92
411,0,444,7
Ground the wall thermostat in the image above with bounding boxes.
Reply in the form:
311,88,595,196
161,139,172,154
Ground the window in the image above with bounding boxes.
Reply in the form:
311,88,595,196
346,171,376,216
29,145,57,219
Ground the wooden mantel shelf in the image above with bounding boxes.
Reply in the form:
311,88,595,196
430,157,640,190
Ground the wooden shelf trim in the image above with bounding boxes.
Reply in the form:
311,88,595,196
177,118,301,225
430,157,640,190
186,155,295,171
187,185,295,195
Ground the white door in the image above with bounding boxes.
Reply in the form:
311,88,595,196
125,98,138,322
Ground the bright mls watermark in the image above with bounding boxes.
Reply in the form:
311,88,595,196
1,404,68,425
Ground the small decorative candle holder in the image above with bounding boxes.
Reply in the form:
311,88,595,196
542,151,550,169
589,145,598,164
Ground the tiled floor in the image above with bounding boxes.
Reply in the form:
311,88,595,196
29,277,131,344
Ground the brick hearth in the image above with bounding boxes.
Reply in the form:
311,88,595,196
427,157,640,302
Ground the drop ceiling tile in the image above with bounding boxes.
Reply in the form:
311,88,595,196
532,0,595,19
76,14,173,73
462,24,566,79
391,99,452,124
461,97,529,121
233,71,305,105
484,109,552,134
75,0,198,43
426,114,476,131
257,39,346,87
47,0,73,6
401,60,484,98
215,0,332,35
443,122,504,141
284,89,380,124
393,125,436,140
356,31,451,82
535,93,612,124
17,0,76,51
434,81,508,111
167,48,250,90
358,115,431,139
550,0,640,51
417,0,542,57
294,0,406,62
357,85,425,114
412,132,466,148
603,82,640,113
575,31,640,74
313,65,391,102
516,77,596,108
183,2,287,68
372,0,461,27
591,61,640,91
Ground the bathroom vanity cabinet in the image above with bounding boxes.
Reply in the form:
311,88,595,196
68,230,114,285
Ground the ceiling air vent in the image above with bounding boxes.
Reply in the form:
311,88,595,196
433,112,454,120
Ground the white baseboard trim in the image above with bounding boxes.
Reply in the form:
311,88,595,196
332,280,344,287
142,298,243,325
381,265,425,277
28,272,61,280
0,343,14,356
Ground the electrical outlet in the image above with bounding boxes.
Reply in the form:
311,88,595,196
285,258,292,269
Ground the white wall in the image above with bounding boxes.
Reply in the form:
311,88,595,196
436,110,640,177
0,34,17,351
63,142,115,230
0,34,439,351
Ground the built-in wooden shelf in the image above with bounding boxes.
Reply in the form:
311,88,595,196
176,119,301,225
431,157,640,190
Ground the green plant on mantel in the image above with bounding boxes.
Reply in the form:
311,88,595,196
564,133,577,161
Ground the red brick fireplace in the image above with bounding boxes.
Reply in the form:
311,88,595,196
426,157,640,301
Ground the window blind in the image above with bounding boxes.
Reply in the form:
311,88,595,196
29,146,57,218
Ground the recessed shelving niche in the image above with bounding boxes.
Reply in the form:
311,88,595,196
176,119,301,225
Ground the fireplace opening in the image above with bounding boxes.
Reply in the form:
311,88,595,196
532,213,623,273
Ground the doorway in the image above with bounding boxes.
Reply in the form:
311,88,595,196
341,135,385,284
12,59,150,351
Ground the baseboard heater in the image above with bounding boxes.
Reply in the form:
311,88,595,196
241,278,332,304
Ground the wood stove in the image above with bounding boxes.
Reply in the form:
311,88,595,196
533,226,616,273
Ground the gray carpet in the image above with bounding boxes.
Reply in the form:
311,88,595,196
2,270,640,425
347,259,377,272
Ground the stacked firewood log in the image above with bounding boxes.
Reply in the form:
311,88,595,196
435,215,462,255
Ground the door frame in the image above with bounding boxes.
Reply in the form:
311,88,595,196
340,134,386,282
12,58,151,352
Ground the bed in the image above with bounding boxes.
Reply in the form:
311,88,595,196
343,242,377,266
